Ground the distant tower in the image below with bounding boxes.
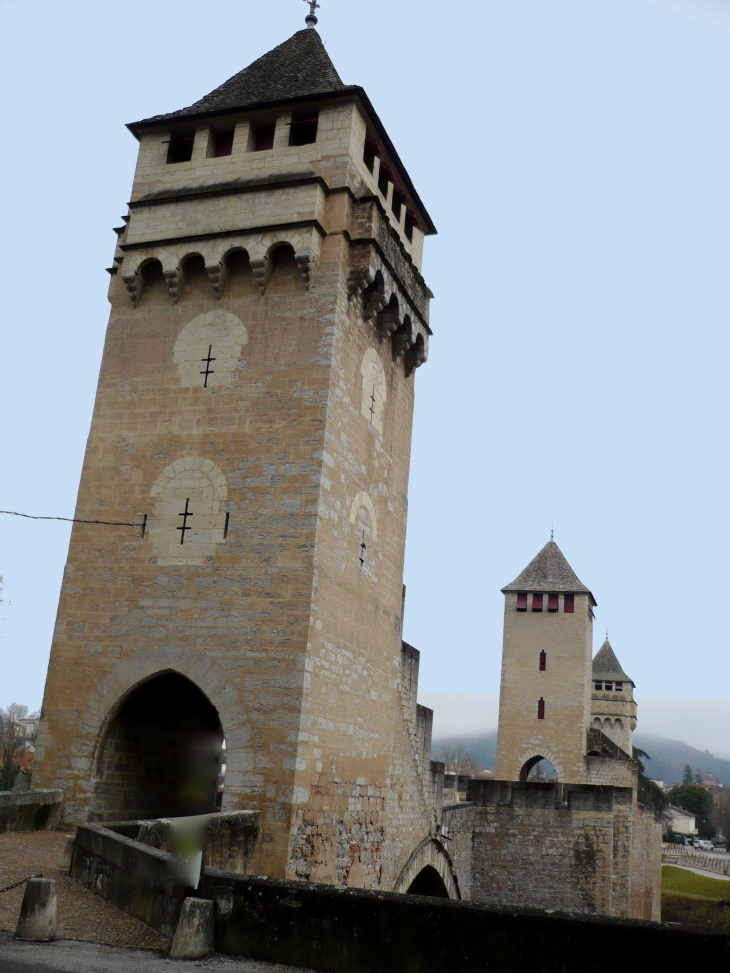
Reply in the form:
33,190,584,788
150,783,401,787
590,639,636,755
496,540,596,783
34,25,442,893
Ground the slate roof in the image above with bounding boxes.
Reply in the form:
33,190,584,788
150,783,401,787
502,540,595,602
592,639,634,685
131,30,351,128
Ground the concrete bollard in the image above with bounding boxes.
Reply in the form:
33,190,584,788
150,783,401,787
170,897,214,959
15,878,57,941
60,834,75,870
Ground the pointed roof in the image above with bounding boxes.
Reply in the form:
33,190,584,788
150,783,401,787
502,540,596,603
127,28,437,235
131,30,348,128
592,640,634,685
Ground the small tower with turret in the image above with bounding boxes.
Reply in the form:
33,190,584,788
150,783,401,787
590,639,637,756
496,539,596,783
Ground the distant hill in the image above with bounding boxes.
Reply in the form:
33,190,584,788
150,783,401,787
634,734,730,788
431,731,730,788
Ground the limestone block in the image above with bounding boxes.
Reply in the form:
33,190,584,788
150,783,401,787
15,878,57,941
170,897,214,959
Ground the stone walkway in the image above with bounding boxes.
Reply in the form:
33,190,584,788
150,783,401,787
0,831,168,950
0,936,315,973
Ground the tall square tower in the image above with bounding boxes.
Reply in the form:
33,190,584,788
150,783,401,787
34,25,442,891
496,539,596,783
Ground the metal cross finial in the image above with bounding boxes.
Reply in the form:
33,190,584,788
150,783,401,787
304,0,320,28
550,525,554,541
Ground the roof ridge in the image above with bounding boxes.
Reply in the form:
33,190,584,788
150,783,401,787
502,540,594,601
130,29,346,129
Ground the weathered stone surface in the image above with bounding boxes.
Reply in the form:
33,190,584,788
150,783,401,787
0,790,63,834
15,878,57,941
170,897,214,959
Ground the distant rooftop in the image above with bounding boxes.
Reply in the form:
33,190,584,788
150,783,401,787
502,540,595,604
592,639,634,686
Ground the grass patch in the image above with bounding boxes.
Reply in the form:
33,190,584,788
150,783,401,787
662,866,730,901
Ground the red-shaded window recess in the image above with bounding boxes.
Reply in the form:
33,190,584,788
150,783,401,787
548,593,559,613
253,123,276,152
538,698,546,720
563,593,575,613
516,593,528,612
213,130,234,157
532,593,544,612
539,651,546,672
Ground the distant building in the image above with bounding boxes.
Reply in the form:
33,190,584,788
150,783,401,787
698,772,724,792
664,805,698,839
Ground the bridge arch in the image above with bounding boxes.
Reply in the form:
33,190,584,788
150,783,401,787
393,838,460,900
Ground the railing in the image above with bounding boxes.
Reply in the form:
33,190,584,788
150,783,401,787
663,843,730,877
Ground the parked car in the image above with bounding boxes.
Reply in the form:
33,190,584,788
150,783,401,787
693,839,715,851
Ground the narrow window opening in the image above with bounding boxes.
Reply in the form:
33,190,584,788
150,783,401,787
289,110,319,147
564,593,575,613
223,512,230,539
363,138,378,173
539,650,546,672
213,130,235,158
615,682,623,692
594,682,602,691
532,593,543,612
404,215,415,242
252,123,276,152
516,592,528,612
167,133,195,164
200,345,216,388
537,698,545,720
604,682,613,691
547,593,559,613
378,165,392,200
177,499,194,545
392,190,406,223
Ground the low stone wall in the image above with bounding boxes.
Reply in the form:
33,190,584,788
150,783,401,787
0,789,63,833
198,870,730,973
70,810,261,939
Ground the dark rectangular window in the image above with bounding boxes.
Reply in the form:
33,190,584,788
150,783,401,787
378,165,392,199
532,593,543,612
594,682,602,691
538,698,545,720
167,132,195,164
289,110,319,146
392,190,406,223
363,139,378,173
615,682,623,691
564,593,575,613
213,130,234,157
604,682,613,691
516,592,528,612
539,650,546,672
405,215,415,242
547,593,559,613
253,123,276,152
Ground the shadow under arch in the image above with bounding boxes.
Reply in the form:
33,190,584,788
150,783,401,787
393,838,460,900
89,670,223,823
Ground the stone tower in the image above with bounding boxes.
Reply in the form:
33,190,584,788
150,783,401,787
34,25,448,893
590,639,636,755
495,539,596,783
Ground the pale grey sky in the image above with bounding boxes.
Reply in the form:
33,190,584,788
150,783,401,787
0,1,729,756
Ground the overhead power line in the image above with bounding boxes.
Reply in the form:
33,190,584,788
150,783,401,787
0,509,147,535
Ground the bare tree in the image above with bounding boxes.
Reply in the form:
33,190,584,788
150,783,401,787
440,744,479,778
0,703,29,791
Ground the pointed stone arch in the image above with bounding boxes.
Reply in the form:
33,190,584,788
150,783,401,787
518,748,564,783
393,838,460,900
